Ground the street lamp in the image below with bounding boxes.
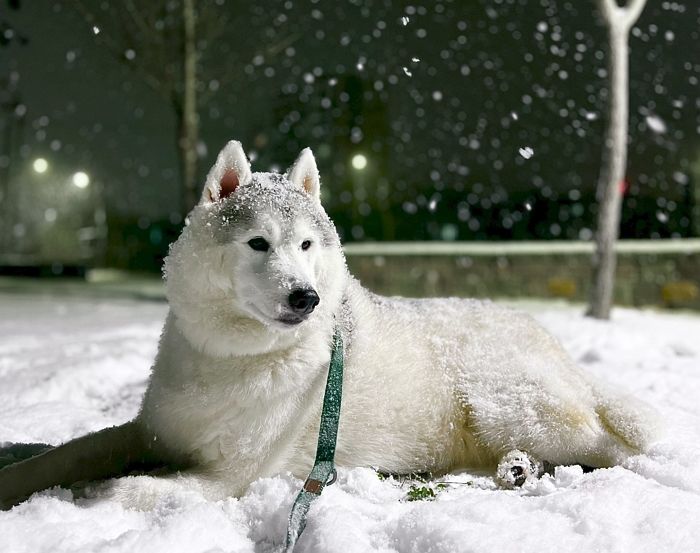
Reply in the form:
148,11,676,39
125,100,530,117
351,153,367,171
32,158,48,174
72,171,90,188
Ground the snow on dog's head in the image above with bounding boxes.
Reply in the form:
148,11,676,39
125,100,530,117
164,141,347,357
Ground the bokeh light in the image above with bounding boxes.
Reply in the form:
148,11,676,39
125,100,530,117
32,158,48,174
72,171,90,188
351,154,367,171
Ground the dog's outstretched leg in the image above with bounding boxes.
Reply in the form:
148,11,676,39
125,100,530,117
0,421,170,510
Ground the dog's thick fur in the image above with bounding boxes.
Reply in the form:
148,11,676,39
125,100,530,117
0,141,661,509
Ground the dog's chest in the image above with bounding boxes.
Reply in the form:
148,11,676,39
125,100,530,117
189,363,304,463
144,335,329,470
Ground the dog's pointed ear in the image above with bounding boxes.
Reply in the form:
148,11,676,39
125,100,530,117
201,140,252,204
286,147,320,202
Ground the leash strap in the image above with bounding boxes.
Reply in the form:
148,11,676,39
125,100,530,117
285,328,344,552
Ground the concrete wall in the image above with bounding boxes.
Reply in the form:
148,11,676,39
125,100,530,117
344,240,700,310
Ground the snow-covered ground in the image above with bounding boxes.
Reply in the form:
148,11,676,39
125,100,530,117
1,288,699,553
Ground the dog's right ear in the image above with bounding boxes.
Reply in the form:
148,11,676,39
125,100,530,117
200,140,252,204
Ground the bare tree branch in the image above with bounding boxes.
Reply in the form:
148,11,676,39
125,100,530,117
197,2,230,44
266,32,301,57
622,0,648,28
123,0,153,38
598,0,648,31
597,0,618,23
72,0,175,98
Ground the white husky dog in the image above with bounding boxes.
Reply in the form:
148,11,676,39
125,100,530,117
0,140,661,509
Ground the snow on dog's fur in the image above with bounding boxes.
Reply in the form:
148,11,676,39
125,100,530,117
0,141,663,509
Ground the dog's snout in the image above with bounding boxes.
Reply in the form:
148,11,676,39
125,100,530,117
288,288,320,315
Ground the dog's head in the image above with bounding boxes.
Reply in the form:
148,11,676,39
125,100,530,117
165,141,347,357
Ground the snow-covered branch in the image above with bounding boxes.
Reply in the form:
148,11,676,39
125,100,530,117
622,0,648,27
597,0,619,22
598,0,648,31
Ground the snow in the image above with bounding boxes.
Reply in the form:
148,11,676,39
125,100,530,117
645,114,668,134
1,290,700,552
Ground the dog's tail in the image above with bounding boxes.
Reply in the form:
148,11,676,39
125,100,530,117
0,421,170,510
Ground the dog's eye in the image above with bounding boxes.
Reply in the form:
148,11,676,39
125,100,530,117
301,240,312,251
247,237,270,252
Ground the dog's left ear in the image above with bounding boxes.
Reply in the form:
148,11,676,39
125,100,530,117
286,147,320,202
201,140,252,204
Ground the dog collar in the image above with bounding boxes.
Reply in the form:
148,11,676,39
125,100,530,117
285,327,344,551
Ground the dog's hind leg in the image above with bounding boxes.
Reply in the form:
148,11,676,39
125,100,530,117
0,421,171,510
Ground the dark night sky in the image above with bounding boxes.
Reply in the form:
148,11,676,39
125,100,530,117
2,0,699,241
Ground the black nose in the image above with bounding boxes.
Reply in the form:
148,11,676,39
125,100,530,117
288,288,320,315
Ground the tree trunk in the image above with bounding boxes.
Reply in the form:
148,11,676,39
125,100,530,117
179,0,198,215
588,29,628,320
588,0,646,320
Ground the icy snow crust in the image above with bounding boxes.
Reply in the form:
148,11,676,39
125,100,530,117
1,294,699,552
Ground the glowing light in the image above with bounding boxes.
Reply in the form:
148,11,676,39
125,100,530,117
72,171,90,188
32,158,48,173
351,154,367,170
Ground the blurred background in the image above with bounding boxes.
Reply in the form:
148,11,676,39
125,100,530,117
0,0,698,308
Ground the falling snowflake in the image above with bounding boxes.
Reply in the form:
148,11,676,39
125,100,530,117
518,146,534,159
645,114,667,134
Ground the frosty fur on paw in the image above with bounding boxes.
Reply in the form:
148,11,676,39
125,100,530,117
496,449,544,488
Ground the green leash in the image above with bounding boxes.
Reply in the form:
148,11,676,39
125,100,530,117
285,328,344,552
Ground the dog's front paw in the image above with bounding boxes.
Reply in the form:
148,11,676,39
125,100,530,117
495,449,543,489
